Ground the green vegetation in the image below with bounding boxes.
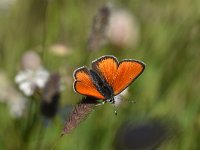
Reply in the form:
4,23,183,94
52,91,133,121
0,0,200,149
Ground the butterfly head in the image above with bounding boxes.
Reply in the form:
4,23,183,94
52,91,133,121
106,97,115,104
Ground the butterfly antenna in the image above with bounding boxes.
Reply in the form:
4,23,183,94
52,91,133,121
113,103,118,116
129,99,137,104
123,97,136,104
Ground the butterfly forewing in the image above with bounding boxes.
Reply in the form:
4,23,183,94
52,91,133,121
73,67,105,99
112,60,145,95
92,56,118,87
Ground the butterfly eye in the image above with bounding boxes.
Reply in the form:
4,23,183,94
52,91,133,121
107,98,114,104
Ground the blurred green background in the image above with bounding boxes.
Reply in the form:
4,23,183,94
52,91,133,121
0,0,200,150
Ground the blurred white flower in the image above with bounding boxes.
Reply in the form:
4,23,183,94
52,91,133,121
7,93,27,118
15,51,50,96
107,10,140,48
0,71,27,118
0,71,10,102
114,88,129,107
15,68,49,96
49,44,72,56
21,51,41,70
0,0,16,11
114,95,123,107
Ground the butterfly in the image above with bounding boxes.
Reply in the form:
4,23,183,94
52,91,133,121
73,55,145,104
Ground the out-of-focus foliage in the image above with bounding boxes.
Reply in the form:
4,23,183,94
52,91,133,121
0,0,200,149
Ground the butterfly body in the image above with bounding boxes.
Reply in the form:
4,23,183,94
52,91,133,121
89,69,114,102
73,55,145,104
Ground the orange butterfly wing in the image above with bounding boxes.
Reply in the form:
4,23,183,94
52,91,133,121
73,67,105,99
112,60,145,95
92,55,118,87
92,56,145,96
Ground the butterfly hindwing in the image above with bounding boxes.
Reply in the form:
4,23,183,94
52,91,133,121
112,60,145,95
73,67,105,99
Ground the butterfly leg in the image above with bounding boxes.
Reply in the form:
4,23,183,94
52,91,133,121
95,101,106,106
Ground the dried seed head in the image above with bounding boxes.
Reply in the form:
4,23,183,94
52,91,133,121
42,73,60,103
87,4,111,51
40,73,60,118
61,96,98,136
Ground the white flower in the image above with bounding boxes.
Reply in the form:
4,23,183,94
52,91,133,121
0,0,16,11
21,51,41,70
114,88,129,107
8,95,27,118
107,10,140,48
49,44,72,56
15,68,49,96
114,95,123,107
0,71,27,118
0,71,10,102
